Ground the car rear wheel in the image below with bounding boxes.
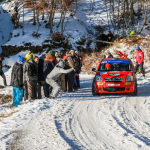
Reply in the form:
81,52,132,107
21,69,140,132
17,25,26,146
131,80,138,96
92,82,97,96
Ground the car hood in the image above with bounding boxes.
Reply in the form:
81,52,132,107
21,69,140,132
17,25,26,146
96,71,133,77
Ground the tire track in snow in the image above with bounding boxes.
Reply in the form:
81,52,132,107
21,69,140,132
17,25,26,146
111,96,150,147
55,77,150,150
55,91,128,149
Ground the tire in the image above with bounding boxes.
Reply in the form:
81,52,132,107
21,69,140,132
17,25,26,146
131,79,138,96
92,82,97,96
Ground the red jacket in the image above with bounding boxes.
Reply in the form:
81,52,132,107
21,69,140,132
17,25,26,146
118,51,127,58
136,49,144,64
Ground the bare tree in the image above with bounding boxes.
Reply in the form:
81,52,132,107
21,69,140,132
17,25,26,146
57,0,73,37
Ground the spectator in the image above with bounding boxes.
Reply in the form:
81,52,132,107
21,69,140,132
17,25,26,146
55,51,66,92
10,55,25,107
23,55,38,100
74,51,82,89
66,50,76,92
0,56,7,87
34,56,39,63
63,51,69,61
103,50,113,58
99,31,107,47
117,51,127,58
24,49,35,62
107,31,114,42
134,45,145,77
46,60,74,99
55,51,61,62
37,54,46,98
43,51,56,97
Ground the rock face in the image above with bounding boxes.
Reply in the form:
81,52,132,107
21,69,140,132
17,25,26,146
1,40,72,58
1,45,43,58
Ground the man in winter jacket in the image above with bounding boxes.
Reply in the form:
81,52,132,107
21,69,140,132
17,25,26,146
74,51,82,89
43,51,56,97
0,56,7,87
66,50,76,92
23,55,38,100
10,55,25,107
46,60,74,99
55,51,66,92
117,51,128,58
134,45,145,77
107,31,114,42
37,54,46,98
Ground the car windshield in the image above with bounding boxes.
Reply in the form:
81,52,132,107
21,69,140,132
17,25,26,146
99,60,132,71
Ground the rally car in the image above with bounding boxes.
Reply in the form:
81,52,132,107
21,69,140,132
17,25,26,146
92,58,137,96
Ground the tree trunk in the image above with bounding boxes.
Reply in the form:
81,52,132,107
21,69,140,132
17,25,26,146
33,0,36,25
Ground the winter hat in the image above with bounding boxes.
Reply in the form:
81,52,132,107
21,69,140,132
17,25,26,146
48,50,55,57
105,50,109,54
70,50,75,54
75,50,78,54
19,55,25,63
136,45,140,50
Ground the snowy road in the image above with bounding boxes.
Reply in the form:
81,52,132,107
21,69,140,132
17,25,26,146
1,75,150,150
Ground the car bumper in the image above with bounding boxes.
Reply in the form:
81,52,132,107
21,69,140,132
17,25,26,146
94,81,135,93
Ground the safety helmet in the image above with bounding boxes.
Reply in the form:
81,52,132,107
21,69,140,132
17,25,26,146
105,63,112,70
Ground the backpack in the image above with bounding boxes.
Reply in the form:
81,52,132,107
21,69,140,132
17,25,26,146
28,62,37,77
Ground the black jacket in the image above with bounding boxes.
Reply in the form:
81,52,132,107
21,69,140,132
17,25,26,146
10,61,24,88
43,60,55,78
38,59,45,81
0,60,3,73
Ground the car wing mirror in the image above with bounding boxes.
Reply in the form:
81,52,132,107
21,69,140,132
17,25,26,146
92,68,96,72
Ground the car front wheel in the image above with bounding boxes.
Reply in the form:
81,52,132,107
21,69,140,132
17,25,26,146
92,82,97,96
131,80,138,96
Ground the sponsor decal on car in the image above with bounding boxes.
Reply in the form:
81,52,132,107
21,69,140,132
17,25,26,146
108,84,120,86
101,60,130,64
100,72,107,75
109,74,120,76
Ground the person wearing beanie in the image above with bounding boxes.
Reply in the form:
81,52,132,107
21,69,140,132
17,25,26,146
103,50,113,58
134,45,145,77
23,52,38,100
66,50,77,92
10,55,25,107
24,49,35,62
0,56,7,87
43,52,56,97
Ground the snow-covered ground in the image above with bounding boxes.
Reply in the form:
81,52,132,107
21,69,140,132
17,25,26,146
1,73,150,150
0,0,150,149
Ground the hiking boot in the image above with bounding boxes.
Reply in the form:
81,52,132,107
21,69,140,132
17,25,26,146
49,96,56,99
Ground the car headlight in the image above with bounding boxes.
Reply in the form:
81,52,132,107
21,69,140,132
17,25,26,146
126,75,133,81
96,75,102,81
